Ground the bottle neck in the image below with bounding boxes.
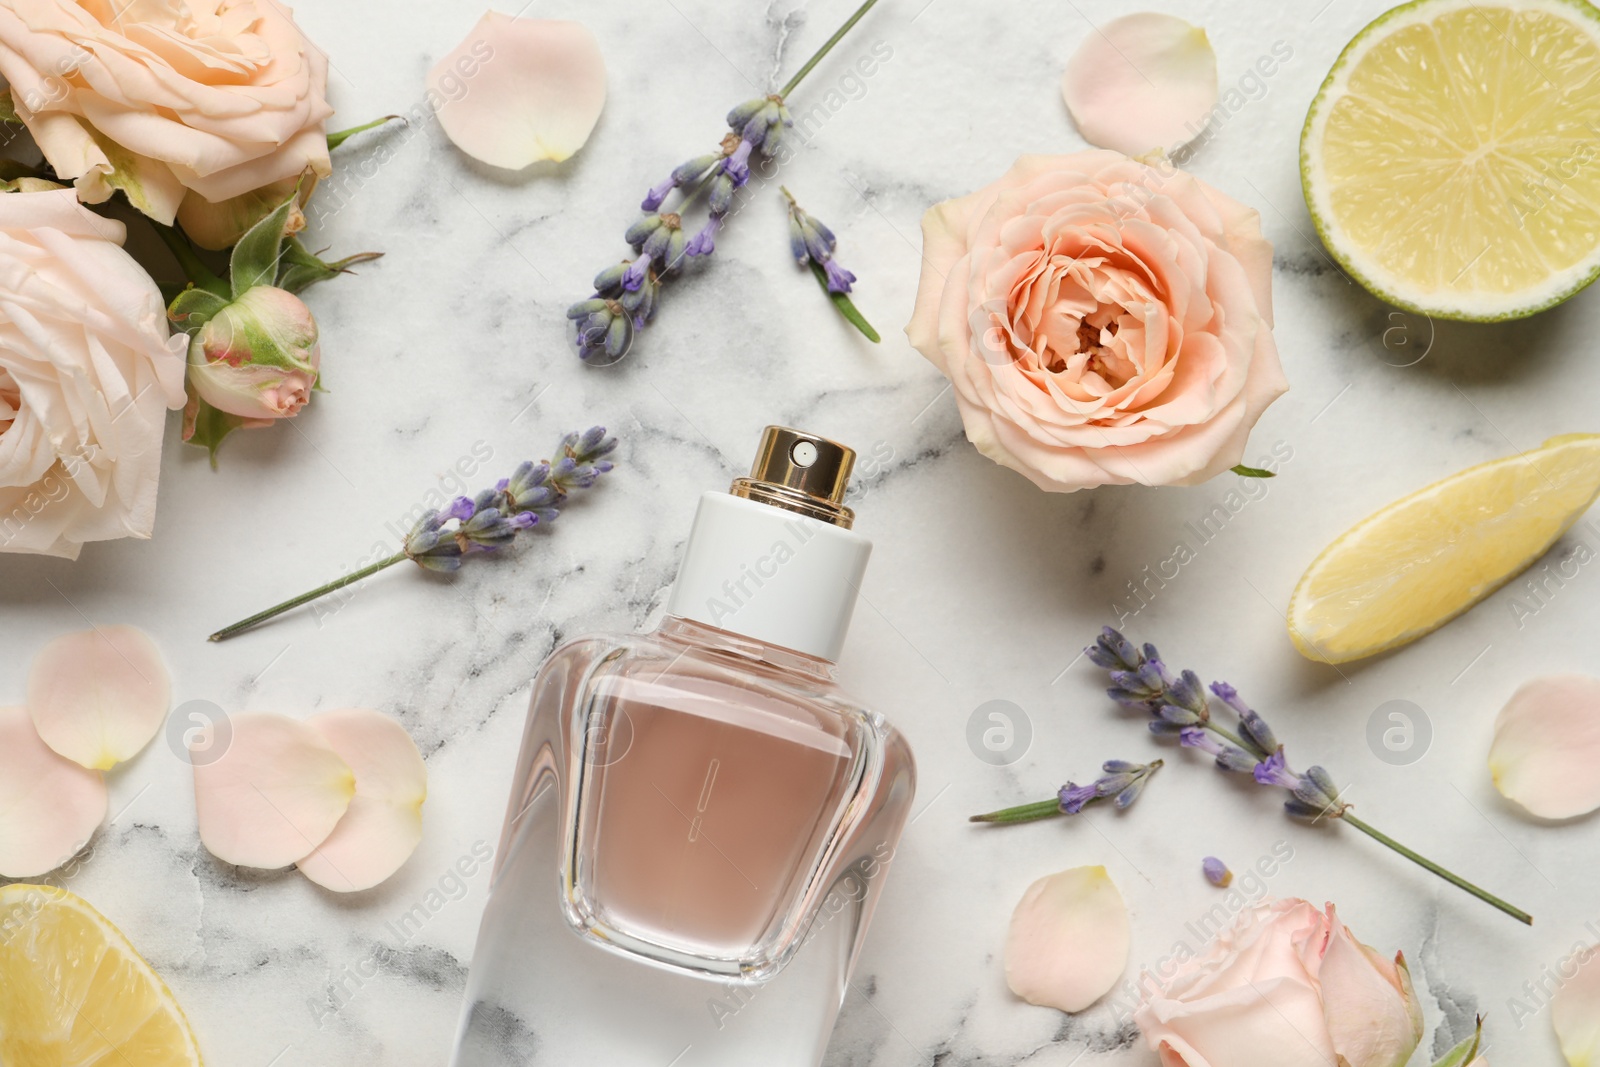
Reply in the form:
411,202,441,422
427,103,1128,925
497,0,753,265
654,616,837,684
664,492,872,663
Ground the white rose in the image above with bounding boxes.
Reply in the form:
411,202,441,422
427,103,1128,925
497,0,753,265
0,187,185,558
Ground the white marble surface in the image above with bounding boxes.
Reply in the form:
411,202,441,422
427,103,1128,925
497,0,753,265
5,0,1600,1063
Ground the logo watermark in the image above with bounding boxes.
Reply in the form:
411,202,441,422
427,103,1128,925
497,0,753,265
966,699,1032,766
1366,700,1431,766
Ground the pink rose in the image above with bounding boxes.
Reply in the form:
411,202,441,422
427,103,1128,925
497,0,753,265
0,0,333,245
0,187,186,558
1135,898,1423,1067
906,151,1287,491
186,285,320,420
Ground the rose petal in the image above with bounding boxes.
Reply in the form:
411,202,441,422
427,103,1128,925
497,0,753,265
296,709,427,893
428,14,606,169
1061,14,1219,157
0,705,106,878
1320,912,1424,1067
1555,950,1600,1065
27,625,171,771
193,712,355,868
1005,865,1130,1012
1488,675,1600,819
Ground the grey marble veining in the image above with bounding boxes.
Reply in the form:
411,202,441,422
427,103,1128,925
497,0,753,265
3,0,1599,1063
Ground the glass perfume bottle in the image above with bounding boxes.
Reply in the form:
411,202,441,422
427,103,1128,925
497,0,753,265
451,427,917,1067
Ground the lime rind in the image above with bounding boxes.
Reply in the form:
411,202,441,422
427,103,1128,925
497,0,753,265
1300,0,1600,322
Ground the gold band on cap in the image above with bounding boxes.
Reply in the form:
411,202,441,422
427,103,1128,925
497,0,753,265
730,426,856,528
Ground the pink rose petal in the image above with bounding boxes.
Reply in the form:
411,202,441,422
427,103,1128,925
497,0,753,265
193,712,355,869
1489,675,1600,819
428,14,607,169
1062,14,1219,157
0,705,106,878
27,625,171,771
1555,950,1600,1065
1005,865,1130,1012
296,709,428,893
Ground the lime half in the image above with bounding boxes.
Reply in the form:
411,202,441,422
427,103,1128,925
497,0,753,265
1302,0,1600,321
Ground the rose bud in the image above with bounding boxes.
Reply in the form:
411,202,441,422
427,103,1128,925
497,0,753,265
186,286,321,420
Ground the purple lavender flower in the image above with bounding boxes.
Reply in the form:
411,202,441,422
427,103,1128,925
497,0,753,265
1057,781,1099,815
1059,758,1162,814
1212,681,1277,753
401,428,617,570
568,94,795,362
1252,749,1301,790
1086,626,1142,671
1076,627,1534,926
403,510,463,572
822,259,857,294
1178,726,1257,773
971,757,1161,824
1090,628,1339,823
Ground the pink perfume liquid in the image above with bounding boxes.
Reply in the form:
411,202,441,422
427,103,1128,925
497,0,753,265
575,671,858,958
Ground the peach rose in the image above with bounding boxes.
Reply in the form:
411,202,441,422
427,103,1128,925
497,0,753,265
185,284,319,420
0,187,186,558
1135,898,1423,1067
0,0,332,246
906,151,1287,491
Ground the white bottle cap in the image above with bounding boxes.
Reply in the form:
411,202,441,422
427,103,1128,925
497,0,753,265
665,428,871,663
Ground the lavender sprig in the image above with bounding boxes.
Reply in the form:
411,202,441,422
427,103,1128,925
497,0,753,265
969,758,1163,824
782,186,879,342
1088,626,1533,925
567,0,882,364
208,428,617,641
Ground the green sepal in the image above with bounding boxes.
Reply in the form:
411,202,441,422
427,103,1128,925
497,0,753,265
1231,464,1276,478
1429,1018,1483,1067
327,115,402,151
167,286,230,336
182,382,250,470
806,259,880,343
229,188,301,298
276,236,383,295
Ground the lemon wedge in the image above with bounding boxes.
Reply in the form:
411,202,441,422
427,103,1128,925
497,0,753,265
0,884,202,1066
1289,434,1600,663
1302,0,1600,320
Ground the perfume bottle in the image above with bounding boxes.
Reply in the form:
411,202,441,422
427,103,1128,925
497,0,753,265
450,427,917,1067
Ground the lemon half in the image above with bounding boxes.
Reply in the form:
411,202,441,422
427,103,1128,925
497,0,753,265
1289,434,1600,663
1302,0,1600,320
0,884,202,1066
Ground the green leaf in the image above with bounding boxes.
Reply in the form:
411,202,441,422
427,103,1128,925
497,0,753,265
181,383,250,469
1430,1018,1483,1067
1231,464,1276,478
327,114,401,151
275,236,384,295
968,798,1064,824
229,189,301,299
0,89,19,124
167,286,230,336
807,259,880,343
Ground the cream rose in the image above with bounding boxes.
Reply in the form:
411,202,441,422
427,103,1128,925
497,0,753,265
1134,898,1423,1067
0,187,186,558
906,151,1287,492
0,0,332,246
